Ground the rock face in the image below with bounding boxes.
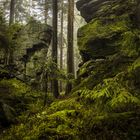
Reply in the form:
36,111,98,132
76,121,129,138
76,0,140,87
76,0,110,22
75,0,140,138
21,26,52,63
77,0,140,23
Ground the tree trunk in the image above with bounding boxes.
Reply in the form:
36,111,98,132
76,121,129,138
8,0,15,65
9,0,15,25
66,0,75,95
52,0,59,98
60,0,64,92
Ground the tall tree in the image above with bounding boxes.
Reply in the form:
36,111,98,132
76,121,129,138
7,0,15,65
66,0,75,94
59,0,64,92
9,0,15,25
52,0,59,97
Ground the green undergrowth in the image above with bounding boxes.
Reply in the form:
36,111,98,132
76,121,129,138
0,79,51,128
0,65,140,139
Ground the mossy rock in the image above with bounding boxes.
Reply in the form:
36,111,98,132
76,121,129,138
0,79,44,127
78,15,140,62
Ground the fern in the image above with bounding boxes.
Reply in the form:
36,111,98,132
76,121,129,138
75,73,140,113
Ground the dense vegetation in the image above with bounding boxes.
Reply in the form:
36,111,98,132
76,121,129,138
0,0,140,140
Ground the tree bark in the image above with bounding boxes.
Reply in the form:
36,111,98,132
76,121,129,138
8,0,16,65
60,0,64,92
52,0,59,98
9,0,15,25
66,0,75,95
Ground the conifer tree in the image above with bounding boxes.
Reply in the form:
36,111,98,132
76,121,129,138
66,0,75,94
52,0,59,97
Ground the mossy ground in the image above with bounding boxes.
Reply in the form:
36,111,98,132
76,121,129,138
0,65,140,140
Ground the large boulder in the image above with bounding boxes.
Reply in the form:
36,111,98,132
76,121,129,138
77,0,140,70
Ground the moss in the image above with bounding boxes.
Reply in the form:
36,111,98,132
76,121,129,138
129,57,140,92
77,60,94,78
48,97,83,113
119,31,140,57
78,19,128,48
0,79,30,94
131,57,140,70
78,0,140,61
1,83,140,140
76,71,140,111
1,70,139,139
74,53,135,93
77,15,133,61
0,79,46,127
1,106,82,139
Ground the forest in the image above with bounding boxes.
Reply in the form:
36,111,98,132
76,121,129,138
0,0,140,139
